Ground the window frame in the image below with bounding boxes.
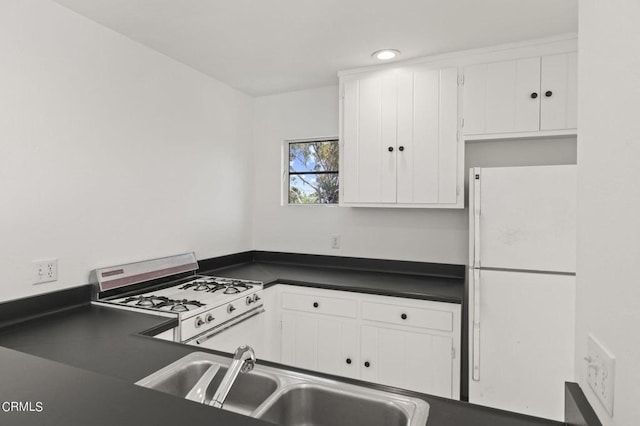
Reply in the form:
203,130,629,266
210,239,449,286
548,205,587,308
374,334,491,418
282,137,340,206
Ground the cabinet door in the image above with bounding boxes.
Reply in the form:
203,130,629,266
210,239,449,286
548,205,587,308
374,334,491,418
281,312,358,378
540,52,578,131
463,58,541,135
396,66,459,204
360,325,453,398
342,72,398,203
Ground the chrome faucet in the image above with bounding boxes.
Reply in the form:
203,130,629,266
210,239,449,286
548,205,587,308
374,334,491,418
209,345,256,409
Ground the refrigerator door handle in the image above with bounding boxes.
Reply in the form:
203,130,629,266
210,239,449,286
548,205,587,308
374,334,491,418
473,169,481,268
472,268,481,381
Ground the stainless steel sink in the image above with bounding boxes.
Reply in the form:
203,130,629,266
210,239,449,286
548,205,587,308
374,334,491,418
136,352,429,425
254,383,414,426
207,366,277,414
135,353,278,416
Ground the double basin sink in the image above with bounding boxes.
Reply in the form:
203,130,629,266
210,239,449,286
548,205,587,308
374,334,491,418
136,351,429,426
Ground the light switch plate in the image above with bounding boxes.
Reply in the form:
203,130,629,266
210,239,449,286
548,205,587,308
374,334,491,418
586,334,615,416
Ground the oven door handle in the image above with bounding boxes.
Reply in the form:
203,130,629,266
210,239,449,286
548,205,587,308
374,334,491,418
190,308,265,345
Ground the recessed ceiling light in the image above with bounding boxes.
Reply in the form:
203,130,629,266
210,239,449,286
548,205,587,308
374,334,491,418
372,49,400,61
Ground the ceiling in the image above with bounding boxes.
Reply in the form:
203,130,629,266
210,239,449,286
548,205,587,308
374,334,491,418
52,0,578,97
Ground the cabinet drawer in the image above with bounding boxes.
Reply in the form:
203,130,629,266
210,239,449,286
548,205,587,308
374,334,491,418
282,292,357,318
361,301,453,332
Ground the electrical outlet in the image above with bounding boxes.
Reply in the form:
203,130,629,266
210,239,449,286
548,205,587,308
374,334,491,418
585,334,615,416
331,234,341,249
33,258,58,284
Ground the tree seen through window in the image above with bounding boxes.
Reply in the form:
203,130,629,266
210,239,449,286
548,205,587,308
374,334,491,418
288,140,339,204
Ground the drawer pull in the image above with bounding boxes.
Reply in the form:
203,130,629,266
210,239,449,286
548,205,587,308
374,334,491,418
401,313,408,320
346,358,352,365
364,361,371,368
313,302,319,308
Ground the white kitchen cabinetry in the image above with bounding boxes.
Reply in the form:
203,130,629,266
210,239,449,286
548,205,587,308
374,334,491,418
463,52,577,138
360,325,454,398
539,53,578,131
278,285,461,398
281,312,359,379
340,64,462,208
280,291,359,378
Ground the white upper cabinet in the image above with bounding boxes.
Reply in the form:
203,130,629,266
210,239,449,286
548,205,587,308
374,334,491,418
463,52,577,138
342,71,398,204
540,52,578,131
339,36,576,205
464,57,541,134
340,64,462,208
397,66,459,205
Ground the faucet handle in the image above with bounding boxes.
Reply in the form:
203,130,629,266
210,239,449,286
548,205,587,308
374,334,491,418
234,345,256,373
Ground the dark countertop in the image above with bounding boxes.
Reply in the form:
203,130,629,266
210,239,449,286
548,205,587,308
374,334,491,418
0,346,263,426
0,302,561,426
201,261,465,304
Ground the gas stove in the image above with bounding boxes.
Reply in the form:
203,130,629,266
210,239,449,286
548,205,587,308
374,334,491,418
92,253,264,343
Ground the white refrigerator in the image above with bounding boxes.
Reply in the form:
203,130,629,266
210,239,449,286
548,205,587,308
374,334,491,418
468,165,576,421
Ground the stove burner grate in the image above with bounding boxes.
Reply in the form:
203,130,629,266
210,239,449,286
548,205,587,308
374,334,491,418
180,279,254,294
180,279,216,292
208,283,253,294
156,298,206,312
121,295,170,307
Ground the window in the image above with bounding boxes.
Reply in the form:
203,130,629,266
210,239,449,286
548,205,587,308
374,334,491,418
287,139,339,204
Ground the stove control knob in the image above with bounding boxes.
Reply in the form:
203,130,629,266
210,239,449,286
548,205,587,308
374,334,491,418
195,317,204,328
253,294,261,302
246,296,253,305
205,314,215,324
227,304,236,314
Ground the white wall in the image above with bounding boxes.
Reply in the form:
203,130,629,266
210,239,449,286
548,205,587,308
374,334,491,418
252,86,576,264
575,1,640,424
0,0,254,302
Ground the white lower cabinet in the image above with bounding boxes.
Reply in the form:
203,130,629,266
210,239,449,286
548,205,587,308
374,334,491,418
277,285,461,399
281,311,358,379
360,325,454,398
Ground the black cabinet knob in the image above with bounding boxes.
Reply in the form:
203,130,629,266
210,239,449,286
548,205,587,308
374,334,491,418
313,302,319,308
401,313,408,320
388,146,394,152
530,92,538,99
346,358,352,365
364,361,371,368
545,90,553,97
398,146,404,152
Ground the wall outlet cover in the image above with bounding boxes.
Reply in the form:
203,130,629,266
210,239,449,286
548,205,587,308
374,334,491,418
586,334,615,416
33,258,58,284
